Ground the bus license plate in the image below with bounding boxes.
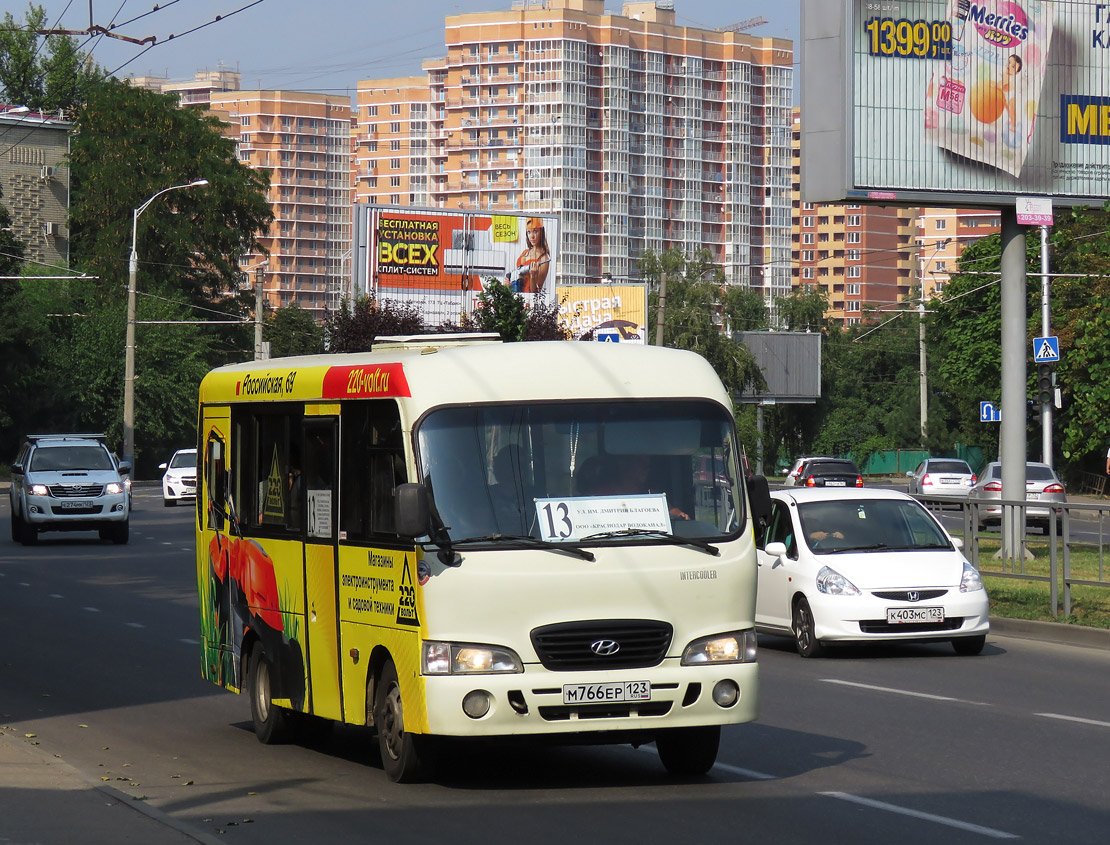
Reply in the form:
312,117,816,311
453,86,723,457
887,606,944,624
562,681,651,705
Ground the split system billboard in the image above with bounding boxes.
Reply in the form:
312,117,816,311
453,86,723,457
353,205,560,325
802,1,1110,206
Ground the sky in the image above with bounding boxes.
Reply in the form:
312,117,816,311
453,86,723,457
29,0,800,96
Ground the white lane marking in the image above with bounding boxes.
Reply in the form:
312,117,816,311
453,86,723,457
821,792,1020,839
125,622,145,628
83,607,100,612
179,638,200,645
821,679,991,706
1036,712,1110,729
19,582,30,587
636,745,776,780
49,594,63,599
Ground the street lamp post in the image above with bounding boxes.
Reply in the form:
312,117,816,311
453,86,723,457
123,179,208,470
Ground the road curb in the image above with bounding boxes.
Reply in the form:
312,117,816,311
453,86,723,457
989,616,1110,650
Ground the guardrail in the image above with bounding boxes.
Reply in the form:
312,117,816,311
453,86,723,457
916,495,1110,618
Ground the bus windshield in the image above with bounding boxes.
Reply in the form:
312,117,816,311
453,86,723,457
416,399,744,543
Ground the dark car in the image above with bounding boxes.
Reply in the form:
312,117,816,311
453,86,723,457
794,458,864,488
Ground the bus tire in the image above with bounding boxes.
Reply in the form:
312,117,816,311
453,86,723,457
249,643,292,744
656,725,720,776
374,658,436,783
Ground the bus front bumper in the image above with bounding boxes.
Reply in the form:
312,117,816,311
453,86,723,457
421,660,759,738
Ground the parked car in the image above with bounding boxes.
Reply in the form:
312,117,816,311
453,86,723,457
792,458,864,488
783,456,826,487
159,448,198,506
9,433,130,545
755,487,989,657
907,458,977,497
968,461,1066,534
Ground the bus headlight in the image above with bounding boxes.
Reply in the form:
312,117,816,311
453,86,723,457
681,629,757,665
423,641,523,675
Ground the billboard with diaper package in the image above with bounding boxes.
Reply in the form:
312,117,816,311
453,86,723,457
801,1,1110,206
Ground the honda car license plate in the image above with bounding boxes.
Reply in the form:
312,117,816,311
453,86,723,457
887,606,944,624
562,681,650,704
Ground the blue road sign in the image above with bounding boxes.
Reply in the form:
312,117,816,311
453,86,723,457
596,328,621,343
1033,336,1060,363
979,401,1002,423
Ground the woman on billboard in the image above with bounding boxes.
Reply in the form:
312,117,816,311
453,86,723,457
506,217,551,294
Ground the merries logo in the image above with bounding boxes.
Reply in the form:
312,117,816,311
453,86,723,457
970,2,1030,48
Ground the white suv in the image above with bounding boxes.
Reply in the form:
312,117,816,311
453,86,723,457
9,434,130,545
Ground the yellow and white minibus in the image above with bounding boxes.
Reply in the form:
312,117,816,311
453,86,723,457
195,337,770,781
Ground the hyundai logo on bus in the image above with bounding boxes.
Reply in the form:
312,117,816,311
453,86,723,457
590,639,621,656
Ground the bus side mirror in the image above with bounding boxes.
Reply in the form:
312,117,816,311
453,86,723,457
395,482,430,538
746,475,772,526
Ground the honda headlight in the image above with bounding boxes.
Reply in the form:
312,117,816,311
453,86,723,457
681,629,758,665
960,561,984,593
816,566,861,596
422,641,523,675
106,482,124,495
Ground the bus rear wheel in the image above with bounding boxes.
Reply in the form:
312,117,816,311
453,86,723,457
249,643,292,744
373,658,436,783
656,725,720,776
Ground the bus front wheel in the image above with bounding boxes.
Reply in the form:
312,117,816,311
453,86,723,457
249,643,292,744
656,725,720,776
373,659,436,783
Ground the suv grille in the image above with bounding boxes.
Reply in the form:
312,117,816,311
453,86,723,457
531,620,673,671
49,483,105,498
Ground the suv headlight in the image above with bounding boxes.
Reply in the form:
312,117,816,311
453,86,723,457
30,483,49,496
681,629,758,664
106,482,124,495
422,641,523,675
960,561,984,593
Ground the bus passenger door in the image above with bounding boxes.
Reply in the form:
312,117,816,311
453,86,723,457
302,417,342,721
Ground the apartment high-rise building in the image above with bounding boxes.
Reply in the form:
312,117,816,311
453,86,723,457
210,90,353,317
354,0,794,298
791,110,917,327
915,208,1001,299
0,106,70,267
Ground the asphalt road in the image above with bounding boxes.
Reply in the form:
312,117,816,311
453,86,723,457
2,487,1109,844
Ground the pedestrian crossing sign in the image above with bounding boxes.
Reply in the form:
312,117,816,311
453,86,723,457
1033,336,1060,363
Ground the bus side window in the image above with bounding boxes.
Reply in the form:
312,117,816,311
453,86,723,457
341,400,406,542
206,434,226,531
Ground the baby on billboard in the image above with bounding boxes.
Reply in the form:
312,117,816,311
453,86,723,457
925,0,1054,177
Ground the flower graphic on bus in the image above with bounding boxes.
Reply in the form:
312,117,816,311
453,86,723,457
204,533,304,709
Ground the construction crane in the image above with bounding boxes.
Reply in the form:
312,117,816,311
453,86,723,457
717,16,768,34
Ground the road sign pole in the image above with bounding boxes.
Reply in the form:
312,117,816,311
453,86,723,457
1040,226,1052,468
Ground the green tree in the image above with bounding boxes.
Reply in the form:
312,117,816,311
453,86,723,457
775,287,829,332
638,247,764,398
68,78,273,311
324,294,425,352
266,303,324,358
0,4,101,112
452,278,569,341
0,192,34,447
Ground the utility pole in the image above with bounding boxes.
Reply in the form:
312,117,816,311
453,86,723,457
1040,225,1052,467
919,297,927,444
255,263,265,361
654,268,667,347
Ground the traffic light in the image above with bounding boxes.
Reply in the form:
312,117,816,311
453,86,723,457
1037,362,1054,408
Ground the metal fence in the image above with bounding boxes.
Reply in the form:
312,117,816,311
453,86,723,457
916,495,1110,618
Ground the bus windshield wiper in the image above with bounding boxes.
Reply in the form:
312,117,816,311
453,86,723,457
439,533,595,561
581,528,719,556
